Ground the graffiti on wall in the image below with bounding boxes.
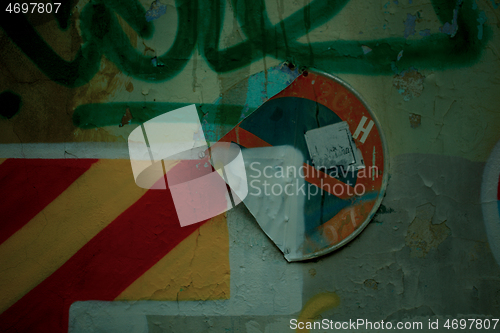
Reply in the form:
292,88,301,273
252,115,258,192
0,0,497,331
0,0,491,89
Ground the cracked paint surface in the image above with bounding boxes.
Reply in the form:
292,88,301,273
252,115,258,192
405,203,451,258
393,68,425,101
409,113,421,128
116,214,230,301
301,154,500,322
0,0,499,331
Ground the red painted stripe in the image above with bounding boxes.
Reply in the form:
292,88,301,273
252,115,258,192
0,159,98,245
236,127,272,148
0,159,207,333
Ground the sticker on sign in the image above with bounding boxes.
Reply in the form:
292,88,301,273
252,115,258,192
304,121,365,171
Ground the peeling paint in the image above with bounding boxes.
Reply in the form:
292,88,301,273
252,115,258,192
150,56,165,67
409,113,421,128
404,13,417,38
397,50,404,61
125,82,134,92
361,45,372,54
393,68,425,101
439,0,463,37
405,204,451,258
119,107,133,127
419,29,431,37
364,279,379,290
145,0,167,22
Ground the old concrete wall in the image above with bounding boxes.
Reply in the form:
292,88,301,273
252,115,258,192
0,0,499,332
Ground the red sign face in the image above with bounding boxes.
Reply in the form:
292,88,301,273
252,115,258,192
222,70,388,260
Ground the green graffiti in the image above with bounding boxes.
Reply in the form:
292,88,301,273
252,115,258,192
0,0,491,87
53,0,77,30
73,102,254,140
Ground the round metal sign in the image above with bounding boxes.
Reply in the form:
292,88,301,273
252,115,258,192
221,69,389,261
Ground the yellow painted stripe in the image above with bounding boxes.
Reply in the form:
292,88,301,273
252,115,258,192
0,159,158,314
296,292,341,333
116,213,230,301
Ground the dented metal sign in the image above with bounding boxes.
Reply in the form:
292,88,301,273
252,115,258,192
221,69,389,261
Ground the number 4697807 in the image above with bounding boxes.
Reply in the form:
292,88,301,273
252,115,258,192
6,3,61,14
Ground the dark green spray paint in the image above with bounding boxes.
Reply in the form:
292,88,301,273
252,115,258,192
73,102,254,134
0,0,491,88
